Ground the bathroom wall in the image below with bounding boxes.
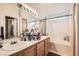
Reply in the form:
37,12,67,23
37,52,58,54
0,3,18,25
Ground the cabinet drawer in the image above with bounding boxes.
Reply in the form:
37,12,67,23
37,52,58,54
24,45,36,56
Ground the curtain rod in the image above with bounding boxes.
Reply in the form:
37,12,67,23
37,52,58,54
28,14,72,23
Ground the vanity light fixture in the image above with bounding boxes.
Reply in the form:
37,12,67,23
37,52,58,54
17,3,38,17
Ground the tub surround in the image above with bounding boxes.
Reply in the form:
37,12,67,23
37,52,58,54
0,36,49,56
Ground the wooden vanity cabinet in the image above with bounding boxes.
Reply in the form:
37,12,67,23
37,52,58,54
11,37,50,56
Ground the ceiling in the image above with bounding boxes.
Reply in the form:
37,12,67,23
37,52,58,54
26,3,74,19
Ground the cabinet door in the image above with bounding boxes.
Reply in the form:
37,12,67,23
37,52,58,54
45,38,49,55
37,41,44,56
24,45,36,56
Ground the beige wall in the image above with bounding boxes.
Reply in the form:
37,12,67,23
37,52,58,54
0,3,18,25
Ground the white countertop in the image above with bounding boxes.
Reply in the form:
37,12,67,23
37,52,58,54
0,36,49,56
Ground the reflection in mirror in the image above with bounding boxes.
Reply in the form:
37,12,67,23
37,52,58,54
22,18,27,32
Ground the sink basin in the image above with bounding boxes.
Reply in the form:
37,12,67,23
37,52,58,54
2,41,29,51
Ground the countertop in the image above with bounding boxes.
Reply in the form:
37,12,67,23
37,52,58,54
0,36,49,56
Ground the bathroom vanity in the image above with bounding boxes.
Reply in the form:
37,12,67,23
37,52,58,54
0,36,50,56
